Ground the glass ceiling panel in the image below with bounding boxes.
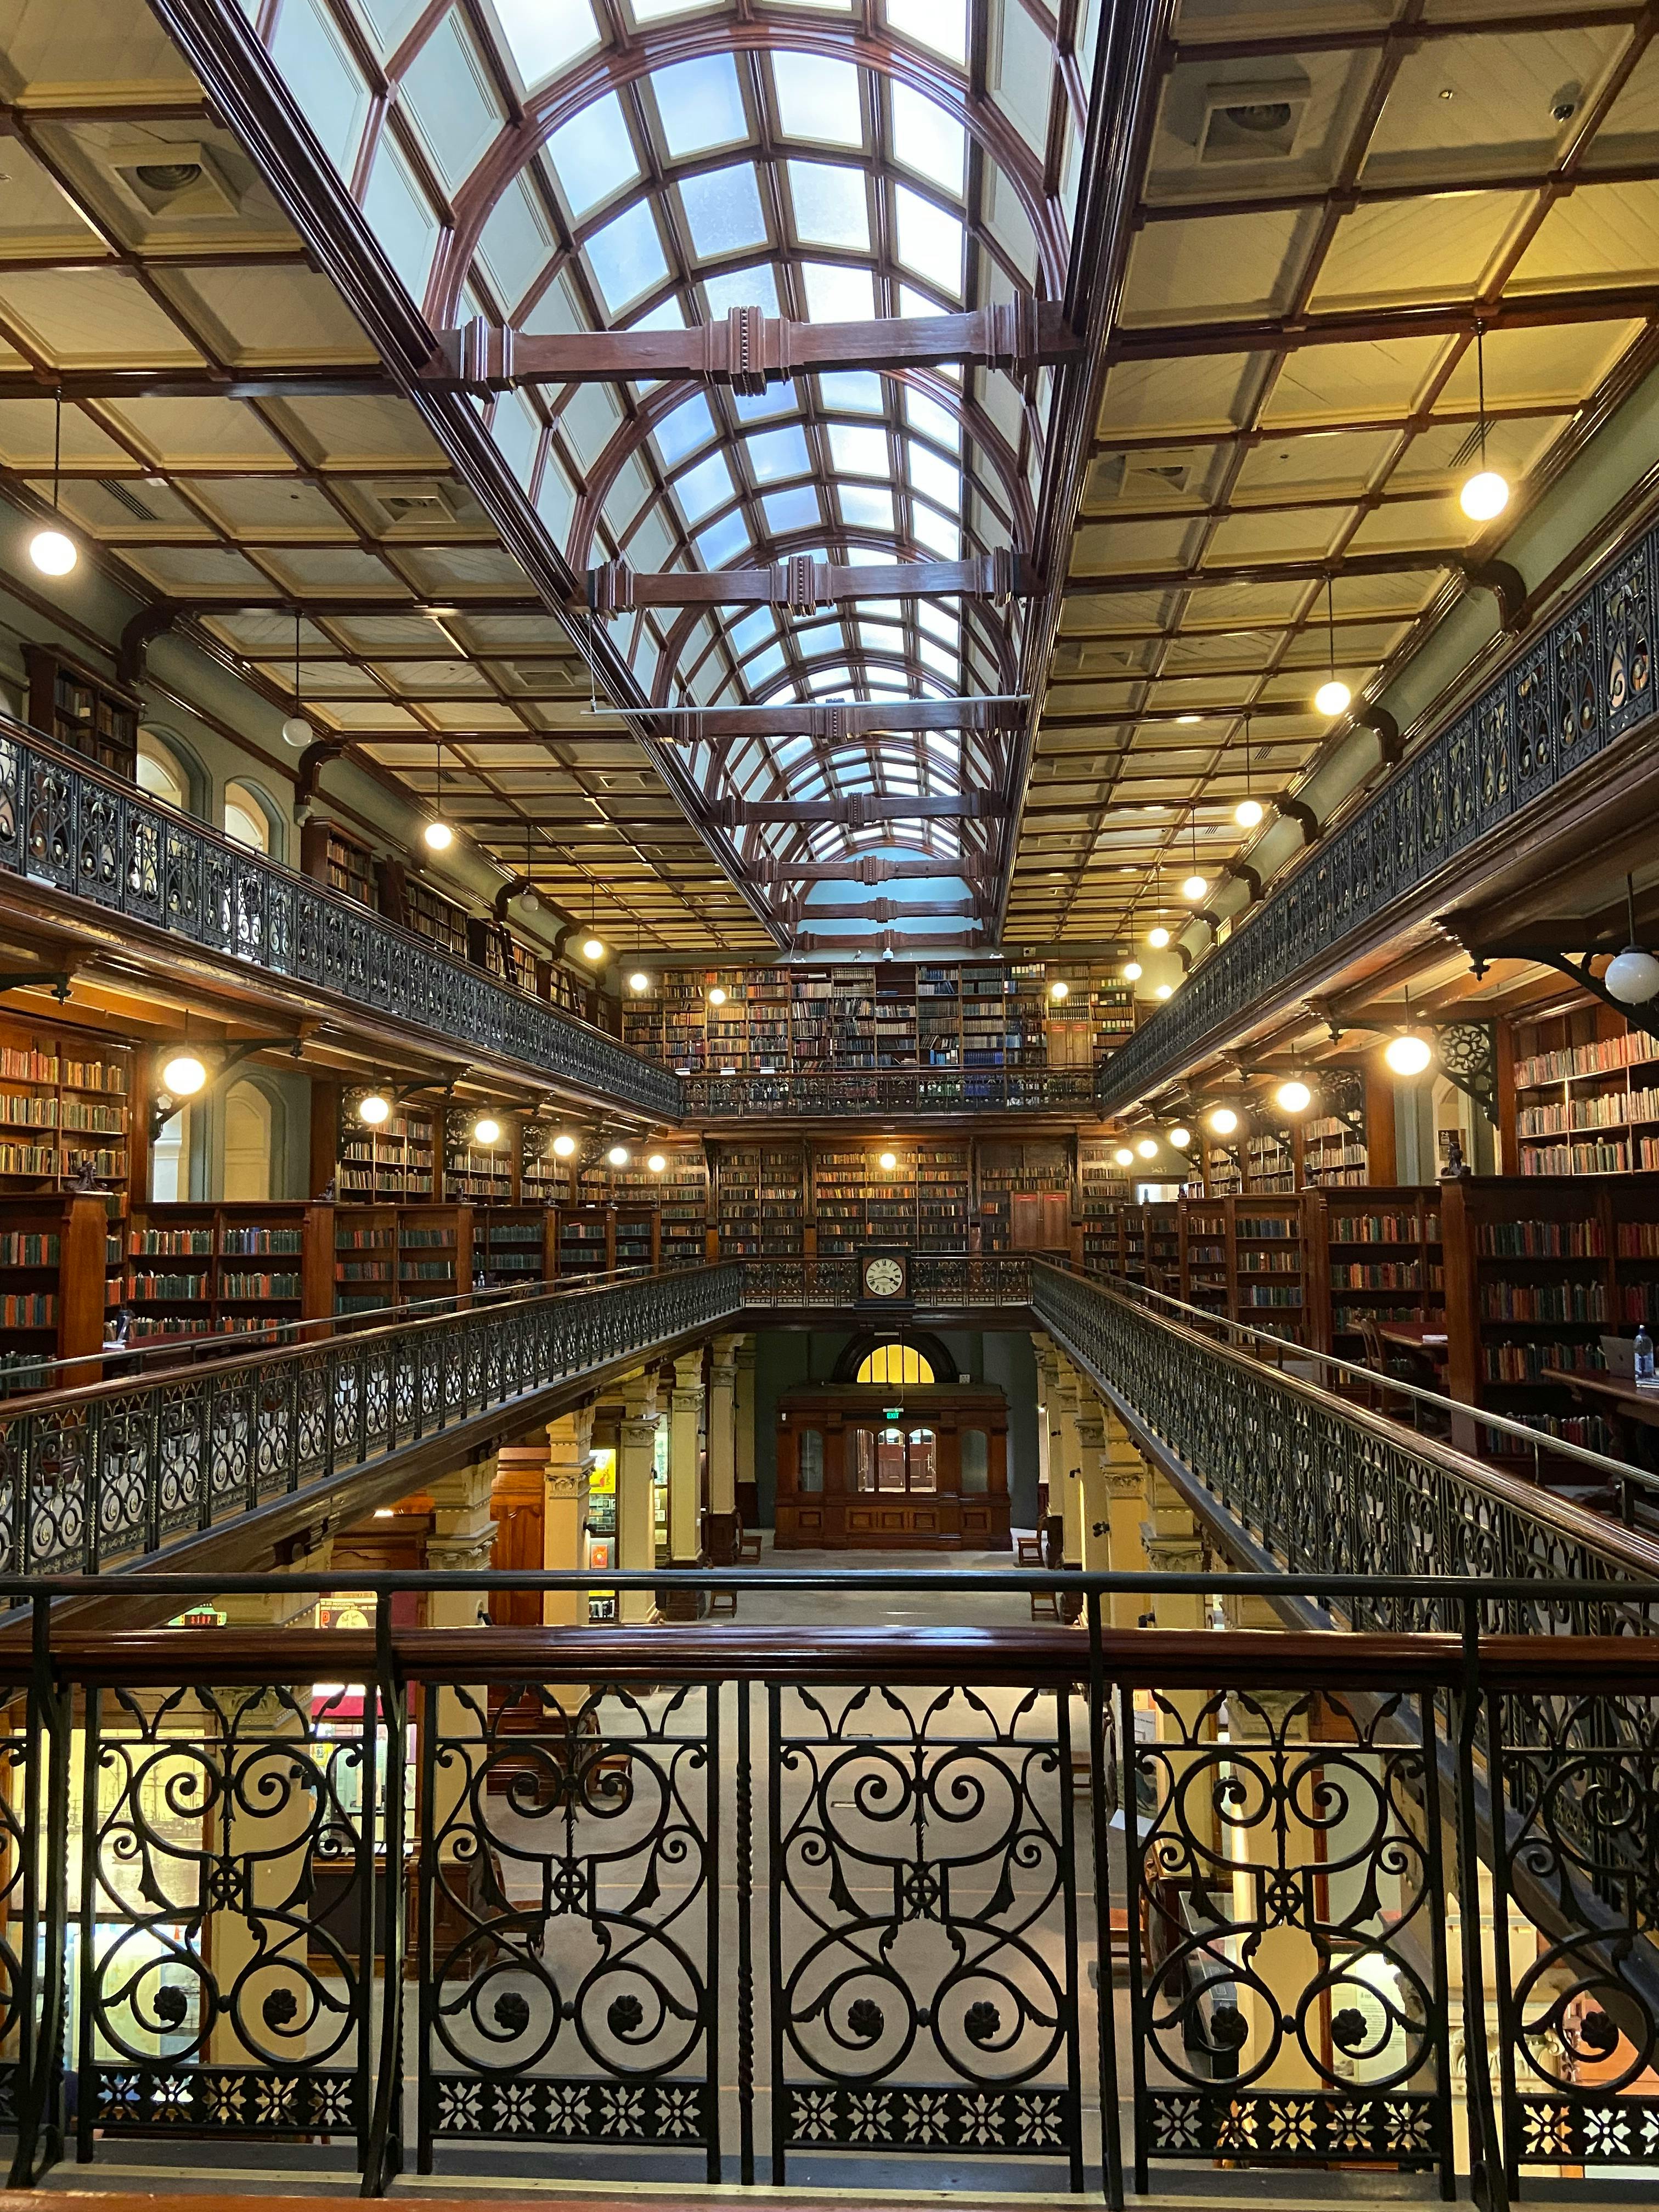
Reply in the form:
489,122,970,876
356,0,1065,885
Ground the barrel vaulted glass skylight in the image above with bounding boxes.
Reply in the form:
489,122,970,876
275,0,1099,942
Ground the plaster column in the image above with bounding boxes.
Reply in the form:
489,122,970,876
1051,1361,1085,1569
425,1452,499,1628
733,1336,758,1528
1144,1488,1209,1736
423,1453,499,1862
540,1407,595,1628
1074,1394,1111,1576
703,1333,742,1564
617,1370,660,1627
1101,1411,1150,1629
1031,1337,1058,1525
661,1348,707,1620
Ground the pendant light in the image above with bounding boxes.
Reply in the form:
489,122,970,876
1459,320,1510,523
424,740,454,850
29,391,77,577
280,607,313,747
519,826,540,912
1313,578,1351,717
1181,811,1206,904
580,877,605,964
1605,873,1659,1004
1385,989,1433,1076
1234,713,1264,828
1122,899,1142,981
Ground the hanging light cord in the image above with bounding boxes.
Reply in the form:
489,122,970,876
51,391,62,516
1476,320,1488,473
1327,576,1338,679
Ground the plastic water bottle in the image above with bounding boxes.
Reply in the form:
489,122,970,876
1636,1326,1655,1383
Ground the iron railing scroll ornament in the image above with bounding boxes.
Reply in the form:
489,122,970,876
1096,518,1659,1116
0,712,679,1119
0,1589,1654,2200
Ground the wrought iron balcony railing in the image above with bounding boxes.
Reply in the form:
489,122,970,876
680,1066,1099,1117
0,1570,1654,2207
0,714,679,1119
1030,1258,1659,1623
4,1255,1659,1610
0,1262,743,1577
1096,519,1659,1114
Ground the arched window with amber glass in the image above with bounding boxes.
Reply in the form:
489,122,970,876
855,1341,935,1386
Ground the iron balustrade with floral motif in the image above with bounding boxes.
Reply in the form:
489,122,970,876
0,714,679,1120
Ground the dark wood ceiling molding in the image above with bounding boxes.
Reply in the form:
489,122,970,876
588,549,1031,615
432,301,1079,393
754,854,990,884
995,0,1177,944
1107,287,1659,364
715,792,1003,827
149,0,780,944
633,698,1023,742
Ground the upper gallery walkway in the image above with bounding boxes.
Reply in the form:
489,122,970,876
2,1251,1655,1615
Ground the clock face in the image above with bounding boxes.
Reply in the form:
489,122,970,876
864,1256,905,1298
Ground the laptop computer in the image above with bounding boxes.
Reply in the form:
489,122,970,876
1602,1333,1637,1379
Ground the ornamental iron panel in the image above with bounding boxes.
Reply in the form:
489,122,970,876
1124,1683,1451,2188
418,1678,718,2173
1096,516,1659,1119
769,1679,1082,2185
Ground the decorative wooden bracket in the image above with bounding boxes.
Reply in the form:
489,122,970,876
428,300,1079,394
1356,703,1402,766
1462,557,1528,633
1278,796,1321,847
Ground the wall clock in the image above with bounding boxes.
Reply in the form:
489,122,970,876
859,1246,911,1303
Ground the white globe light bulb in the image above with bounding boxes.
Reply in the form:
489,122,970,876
582,936,605,962
607,1144,629,1167
1155,982,1173,998
1276,1080,1312,1113
647,1153,667,1173
29,527,77,577
1385,1032,1434,1077
1314,677,1352,717
1113,1147,1134,1167
1460,469,1510,523
1136,1137,1159,1159
1169,1127,1192,1149
472,1116,501,1147
1209,1107,1239,1136
1122,959,1142,981
708,986,727,1006
552,1133,577,1158
628,971,651,994
358,1091,392,1126
1235,798,1264,828
1048,979,1069,1001
424,819,453,851
1182,873,1207,902
161,1052,207,1098
1605,946,1659,1005
879,1150,898,1171
520,884,540,912
1148,926,1170,949
280,714,314,750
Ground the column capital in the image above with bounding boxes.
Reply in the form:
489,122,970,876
545,1466,589,1500
1144,1528,1205,1575
620,1413,658,1448
622,1372,659,1420
1104,1464,1144,1501
426,1528,498,1574
734,1337,757,1374
1074,1406,1106,1451
673,1348,705,1392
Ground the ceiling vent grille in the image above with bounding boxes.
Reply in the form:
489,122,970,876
1200,81,1308,163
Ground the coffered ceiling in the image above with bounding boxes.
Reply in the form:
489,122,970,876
1009,0,1659,955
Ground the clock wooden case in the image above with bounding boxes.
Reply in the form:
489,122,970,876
857,1245,912,1305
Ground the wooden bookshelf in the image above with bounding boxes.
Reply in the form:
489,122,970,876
623,959,1135,1075
520,1128,573,1210
25,644,138,780
1437,1175,1659,1465
1144,1202,1181,1295
443,1115,515,1206
127,1201,332,1344
1513,1008,1659,1177
478,1208,555,1288
1302,1111,1369,1187
556,1206,615,1280
1079,1139,1132,1269
334,1206,396,1316
0,1028,130,1196
978,1138,1069,1254
0,1193,119,1382
399,1205,472,1302
337,1103,436,1201
1304,1187,1444,1357
1178,1194,1308,1344
300,820,376,909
